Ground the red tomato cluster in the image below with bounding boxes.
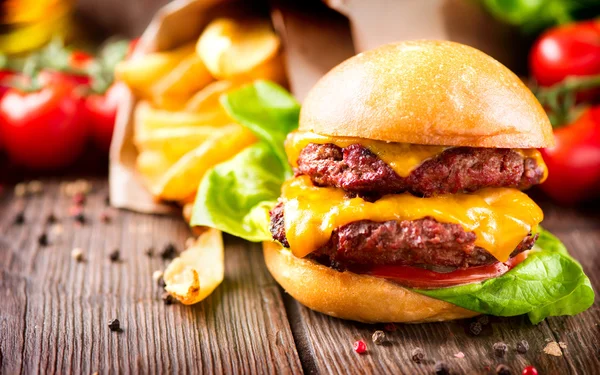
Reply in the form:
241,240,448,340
529,20,600,204
0,44,131,170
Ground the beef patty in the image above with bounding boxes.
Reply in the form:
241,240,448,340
269,202,537,270
295,143,545,197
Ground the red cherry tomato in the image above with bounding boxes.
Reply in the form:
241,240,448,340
0,74,87,169
84,82,128,153
530,20,600,87
540,106,600,204
354,252,527,289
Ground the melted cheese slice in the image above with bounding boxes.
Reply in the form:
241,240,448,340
282,176,543,262
285,131,447,177
285,131,548,181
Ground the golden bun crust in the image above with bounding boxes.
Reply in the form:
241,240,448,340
300,40,553,148
263,241,479,323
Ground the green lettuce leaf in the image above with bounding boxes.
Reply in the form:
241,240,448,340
220,80,300,177
190,81,299,241
418,229,594,323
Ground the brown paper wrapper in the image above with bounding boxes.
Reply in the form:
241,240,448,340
109,0,356,214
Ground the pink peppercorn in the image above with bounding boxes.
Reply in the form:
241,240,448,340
522,366,538,375
353,340,367,354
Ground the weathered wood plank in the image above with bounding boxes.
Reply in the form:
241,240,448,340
283,194,600,375
0,178,302,374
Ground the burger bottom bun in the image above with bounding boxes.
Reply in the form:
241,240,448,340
263,241,479,323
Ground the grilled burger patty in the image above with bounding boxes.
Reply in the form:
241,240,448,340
269,202,537,270
295,143,545,197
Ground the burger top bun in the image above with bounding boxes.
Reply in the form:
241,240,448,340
300,40,553,149
263,241,479,323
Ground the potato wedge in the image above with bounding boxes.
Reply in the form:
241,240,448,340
115,42,195,97
196,18,280,79
164,228,224,305
151,125,256,201
136,150,175,188
151,53,214,108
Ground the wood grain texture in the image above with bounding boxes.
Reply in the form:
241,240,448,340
0,178,301,374
282,194,600,375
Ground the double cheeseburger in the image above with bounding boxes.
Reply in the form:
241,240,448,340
264,40,555,323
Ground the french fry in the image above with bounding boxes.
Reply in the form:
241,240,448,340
136,150,175,189
151,125,256,201
136,125,241,163
184,80,238,113
164,228,224,305
151,53,214,108
196,18,280,80
115,42,195,98
134,101,231,141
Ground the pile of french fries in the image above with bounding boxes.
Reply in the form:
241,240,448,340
117,17,286,206
116,17,286,305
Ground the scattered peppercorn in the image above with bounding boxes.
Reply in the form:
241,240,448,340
352,340,367,354
477,315,490,325
469,321,482,336
74,212,86,225
411,347,424,363
99,211,111,223
109,249,120,262
516,340,529,354
434,361,450,375
161,292,175,305
158,277,166,288
37,233,49,247
372,330,386,345
46,213,57,224
384,323,396,332
522,366,538,375
108,319,121,332
493,342,508,358
71,248,84,262
13,211,25,225
145,247,154,257
73,192,86,205
160,243,177,260
496,364,512,375
105,195,110,206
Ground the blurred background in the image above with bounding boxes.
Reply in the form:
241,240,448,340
1,0,600,206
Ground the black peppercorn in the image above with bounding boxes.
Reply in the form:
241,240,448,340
161,292,175,305
434,361,450,375
109,249,120,262
74,213,86,224
46,213,57,224
372,330,386,345
493,342,508,357
516,340,529,354
496,364,511,375
13,211,25,225
477,315,489,325
37,233,48,246
411,347,424,363
145,247,154,257
160,243,177,260
469,321,482,336
108,319,121,332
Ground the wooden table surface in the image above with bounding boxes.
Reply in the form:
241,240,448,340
1,171,599,374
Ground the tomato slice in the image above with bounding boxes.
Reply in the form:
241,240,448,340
354,252,527,289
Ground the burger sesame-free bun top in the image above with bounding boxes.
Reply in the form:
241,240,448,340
300,40,553,148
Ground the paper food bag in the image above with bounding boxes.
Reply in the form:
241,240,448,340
109,0,356,213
